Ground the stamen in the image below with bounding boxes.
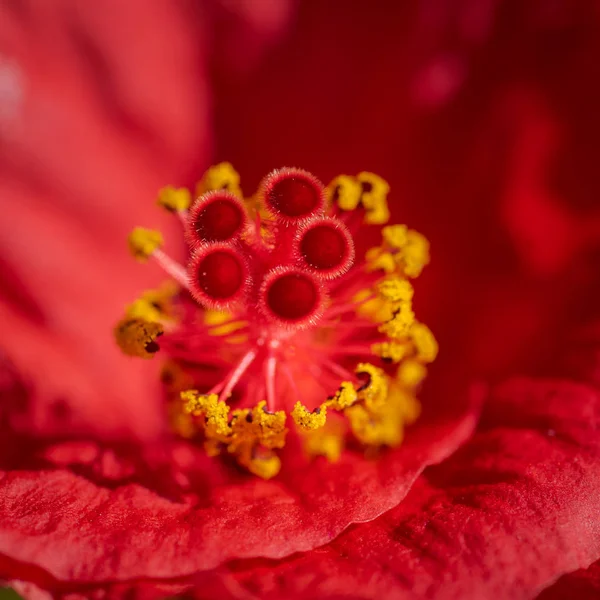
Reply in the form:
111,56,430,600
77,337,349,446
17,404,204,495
323,294,377,319
358,172,390,225
326,175,362,211
292,402,327,430
196,162,243,198
157,186,191,213
153,249,190,290
122,164,437,477
264,354,278,412
127,227,163,262
218,348,258,401
320,357,356,381
114,318,164,359
329,343,385,357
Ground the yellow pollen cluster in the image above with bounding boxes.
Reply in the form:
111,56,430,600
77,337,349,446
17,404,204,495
128,227,163,262
196,162,243,198
203,309,248,343
125,282,178,323
366,225,430,278
303,419,345,462
287,190,436,457
114,318,164,359
292,362,421,449
182,391,287,479
326,172,390,224
291,403,327,430
114,283,178,359
157,186,191,212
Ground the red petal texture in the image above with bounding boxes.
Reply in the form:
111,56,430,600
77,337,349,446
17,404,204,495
189,375,600,600
0,384,476,584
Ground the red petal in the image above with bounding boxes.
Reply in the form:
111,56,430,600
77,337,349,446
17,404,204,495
537,559,600,600
0,392,476,584
199,377,600,599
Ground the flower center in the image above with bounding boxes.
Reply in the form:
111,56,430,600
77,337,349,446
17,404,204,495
119,164,437,479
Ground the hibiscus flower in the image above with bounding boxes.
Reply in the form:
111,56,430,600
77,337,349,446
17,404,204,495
2,1,600,599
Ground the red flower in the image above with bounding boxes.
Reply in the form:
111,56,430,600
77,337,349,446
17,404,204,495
2,1,600,599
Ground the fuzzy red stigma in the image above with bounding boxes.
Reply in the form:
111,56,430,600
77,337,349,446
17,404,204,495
260,267,325,327
296,217,355,279
187,190,247,244
189,243,248,308
261,168,325,222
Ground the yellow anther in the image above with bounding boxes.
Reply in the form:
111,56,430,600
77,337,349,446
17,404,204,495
382,224,408,249
181,391,231,437
204,438,223,458
396,230,430,278
397,360,427,388
203,309,233,327
326,381,358,410
181,396,287,480
157,186,191,212
125,282,178,323
252,401,287,449
345,404,403,447
114,318,163,359
203,309,247,337
292,402,327,430
377,276,414,303
378,301,415,339
355,290,395,324
388,383,421,425
371,340,411,363
128,227,163,262
410,322,439,363
366,247,396,273
168,401,197,439
303,426,344,462
126,298,163,323
327,175,362,211
364,200,390,225
355,363,388,409
241,448,281,480
358,172,391,225
206,400,231,438
196,162,242,198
